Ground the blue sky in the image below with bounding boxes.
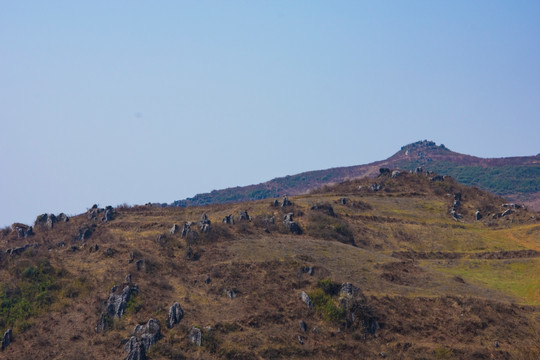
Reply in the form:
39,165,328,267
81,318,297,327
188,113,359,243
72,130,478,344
1,1,539,227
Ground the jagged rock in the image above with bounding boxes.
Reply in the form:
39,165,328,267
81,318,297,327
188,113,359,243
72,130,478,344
282,196,292,207
341,198,347,205
222,214,234,224
502,209,513,217
56,241,66,248
283,213,302,234
124,319,162,359
414,167,423,174
96,284,139,332
298,335,304,345
167,302,184,329
492,212,502,219
57,213,69,222
430,175,444,182
181,223,191,237
338,282,379,334
378,168,391,176
87,205,104,220
105,248,115,257
12,223,33,238
1,329,12,351
284,213,294,222
300,291,313,308
33,213,57,229
89,244,99,253
102,206,113,222
189,327,202,346
225,289,236,299
369,183,382,192
453,200,461,208
125,274,132,284
9,243,39,256
272,199,280,207
299,320,307,332
170,224,179,235
301,266,314,276
129,252,135,263
75,227,92,241
198,214,211,232
475,211,482,220
239,210,251,221
451,210,463,220
204,276,211,284
391,170,401,178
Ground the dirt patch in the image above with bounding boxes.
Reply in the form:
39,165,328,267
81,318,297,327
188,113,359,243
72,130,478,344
377,261,430,286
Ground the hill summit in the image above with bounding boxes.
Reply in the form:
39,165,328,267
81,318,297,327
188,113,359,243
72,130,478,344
171,140,540,210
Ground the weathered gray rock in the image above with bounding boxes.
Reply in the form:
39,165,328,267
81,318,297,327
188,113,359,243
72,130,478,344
12,223,33,238
75,227,92,241
181,223,191,237
502,203,521,209
338,282,379,335
298,335,304,345
225,289,236,299
239,210,251,221
129,251,135,263
299,320,307,332
300,291,313,308
475,211,482,220
89,244,99,253
57,213,69,222
200,223,211,233
96,284,139,332
124,319,162,359
281,196,292,207
391,170,401,178
189,327,202,346
9,243,39,256
105,247,115,257
136,259,145,271
125,274,132,284
283,213,302,234
222,214,234,224
102,206,113,222
170,224,179,235
430,175,444,182
167,302,184,329
1,329,12,351
454,193,462,201
198,214,211,231
301,266,314,276
451,210,463,220
369,183,382,192
414,167,423,174
341,198,347,205
272,199,280,207
502,209,513,217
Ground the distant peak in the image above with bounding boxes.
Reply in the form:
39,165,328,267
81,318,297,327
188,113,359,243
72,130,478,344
400,140,450,153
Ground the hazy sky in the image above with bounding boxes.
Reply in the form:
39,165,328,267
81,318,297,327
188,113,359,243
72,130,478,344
1,1,539,227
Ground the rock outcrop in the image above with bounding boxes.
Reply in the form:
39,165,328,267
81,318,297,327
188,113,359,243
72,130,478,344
300,291,313,308
12,223,33,238
339,283,379,335
167,302,184,329
124,319,162,360
169,224,179,235
238,210,251,221
189,327,202,346
96,284,139,333
1,329,12,351
222,214,234,224
283,213,302,234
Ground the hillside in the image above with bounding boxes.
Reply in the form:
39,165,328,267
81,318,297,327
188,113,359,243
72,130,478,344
171,140,540,210
1,171,539,359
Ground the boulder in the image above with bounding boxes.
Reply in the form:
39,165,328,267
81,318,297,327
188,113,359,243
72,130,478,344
96,284,139,332
124,319,162,359
301,266,314,276
167,302,184,329
391,170,401,178
502,209,513,217
454,193,462,201
189,327,202,346
239,210,251,221
341,198,347,205
1,329,12,351
430,175,444,182
225,289,236,299
57,213,69,222
272,199,280,207
9,243,39,256
414,167,423,174
475,211,482,220
75,227,92,241
299,320,307,332
136,259,146,271
170,224,179,235
502,203,521,209
102,206,113,222
283,214,302,234
198,214,211,230
300,291,313,308
378,168,391,176
451,210,463,220
282,196,292,207
12,223,33,238
222,214,234,224
310,203,335,217
338,282,379,335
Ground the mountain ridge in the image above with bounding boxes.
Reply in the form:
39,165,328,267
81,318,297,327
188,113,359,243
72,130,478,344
171,140,540,210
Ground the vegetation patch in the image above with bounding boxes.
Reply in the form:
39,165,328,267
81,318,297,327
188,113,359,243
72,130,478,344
308,279,345,324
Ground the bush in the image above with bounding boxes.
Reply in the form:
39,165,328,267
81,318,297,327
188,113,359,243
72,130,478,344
305,212,355,245
308,288,345,324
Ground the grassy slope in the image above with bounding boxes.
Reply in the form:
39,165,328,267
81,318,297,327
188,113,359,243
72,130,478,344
1,172,539,359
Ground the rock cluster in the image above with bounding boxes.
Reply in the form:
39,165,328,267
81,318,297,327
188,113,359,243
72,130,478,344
281,196,292,207
12,223,33,238
170,224,179,235
238,210,251,221
189,327,202,346
339,283,379,335
378,168,391,176
369,183,382,192
87,205,114,222
222,214,234,224
450,193,463,220
391,170,401,178
75,227,93,241
124,319,162,360
199,214,211,233
6,243,39,256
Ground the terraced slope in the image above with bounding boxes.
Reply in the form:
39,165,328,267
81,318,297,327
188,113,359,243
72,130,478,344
1,172,539,359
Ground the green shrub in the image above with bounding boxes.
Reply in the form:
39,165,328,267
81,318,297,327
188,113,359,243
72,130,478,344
308,288,345,324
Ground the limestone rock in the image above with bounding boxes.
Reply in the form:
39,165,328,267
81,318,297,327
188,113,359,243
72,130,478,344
391,170,401,178
378,168,391,176
300,291,313,308
96,284,139,332
239,210,251,221
222,214,234,224
475,211,482,220
1,329,12,351
124,319,162,359
167,302,184,329
12,223,33,238
189,327,202,346
299,320,307,332
170,224,179,235
281,196,292,207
